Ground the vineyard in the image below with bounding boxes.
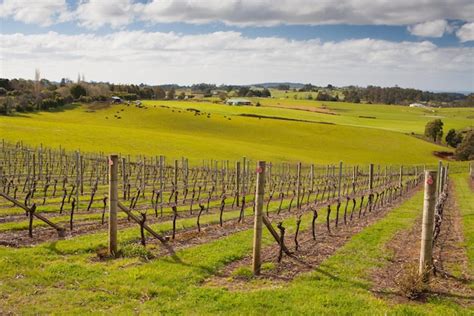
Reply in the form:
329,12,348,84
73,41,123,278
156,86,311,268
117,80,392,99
0,140,472,314
1,140,427,247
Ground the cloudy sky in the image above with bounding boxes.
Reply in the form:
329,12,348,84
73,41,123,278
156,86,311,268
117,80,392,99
0,0,473,92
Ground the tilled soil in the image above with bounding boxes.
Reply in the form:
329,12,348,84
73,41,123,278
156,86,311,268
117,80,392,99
206,187,420,291
371,181,473,307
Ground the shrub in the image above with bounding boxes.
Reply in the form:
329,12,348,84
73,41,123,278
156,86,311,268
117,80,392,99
445,129,463,148
40,98,57,110
454,130,474,161
70,84,86,99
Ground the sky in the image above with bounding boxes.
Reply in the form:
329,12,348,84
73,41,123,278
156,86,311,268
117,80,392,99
0,0,473,92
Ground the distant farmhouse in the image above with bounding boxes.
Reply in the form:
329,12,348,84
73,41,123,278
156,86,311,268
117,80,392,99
225,98,252,106
409,103,428,108
111,96,123,104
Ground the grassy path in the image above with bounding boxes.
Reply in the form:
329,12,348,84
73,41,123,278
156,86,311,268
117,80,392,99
452,174,474,275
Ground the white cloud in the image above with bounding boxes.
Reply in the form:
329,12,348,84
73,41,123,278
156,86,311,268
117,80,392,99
407,20,451,37
1,0,474,29
1,31,472,91
74,0,140,29
135,0,474,27
0,0,68,26
456,22,474,42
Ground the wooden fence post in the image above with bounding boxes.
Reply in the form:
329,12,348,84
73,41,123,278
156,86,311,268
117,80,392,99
338,161,343,198
236,161,241,206
174,159,179,190
436,160,442,198
399,165,403,196
75,151,80,211
296,162,302,209
109,154,118,257
252,161,266,276
419,170,437,281
159,155,164,214
369,163,374,191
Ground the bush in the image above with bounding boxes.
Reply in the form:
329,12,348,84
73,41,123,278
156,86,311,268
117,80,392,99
70,84,87,99
40,98,58,110
445,129,463,148
454,130,474,161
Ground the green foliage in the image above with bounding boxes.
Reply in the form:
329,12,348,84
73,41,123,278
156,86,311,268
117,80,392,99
316,92,338,102
445,129,463,148
454,130,474,160
424,119,444,142
70,84,87,99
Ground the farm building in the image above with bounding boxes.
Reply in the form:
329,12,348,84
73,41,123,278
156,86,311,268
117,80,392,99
225,98,252,106
409,103,427,108
111,96,123,104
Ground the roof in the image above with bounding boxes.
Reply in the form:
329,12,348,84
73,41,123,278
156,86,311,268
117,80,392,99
226,98,251,102
111,96,122,100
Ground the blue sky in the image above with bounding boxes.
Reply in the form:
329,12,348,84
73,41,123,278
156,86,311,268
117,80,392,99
0,0,473,91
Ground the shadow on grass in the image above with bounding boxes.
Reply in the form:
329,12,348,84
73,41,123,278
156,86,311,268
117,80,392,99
47,103,81,113
3,103,82,118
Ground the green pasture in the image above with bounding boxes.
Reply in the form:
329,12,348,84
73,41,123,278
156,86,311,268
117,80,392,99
1,99,471,165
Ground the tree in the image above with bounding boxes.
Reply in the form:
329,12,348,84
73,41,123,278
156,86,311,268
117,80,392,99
237,87,250,97
445,129,463,148
218,91,227,101
177,92,186,100
0,97,14,115
424,119,443,142
70,84,87,99
454,130,474,161
154,87,166,99
261,88,271,97
166,88,175,100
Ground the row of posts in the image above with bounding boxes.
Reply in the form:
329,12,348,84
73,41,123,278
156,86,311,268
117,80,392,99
106,153,446,267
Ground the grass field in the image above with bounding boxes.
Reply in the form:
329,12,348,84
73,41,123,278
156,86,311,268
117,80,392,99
1,99,472,165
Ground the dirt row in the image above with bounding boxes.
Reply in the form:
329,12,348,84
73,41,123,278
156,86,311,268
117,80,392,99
205,186,421,290
371,181,473,307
